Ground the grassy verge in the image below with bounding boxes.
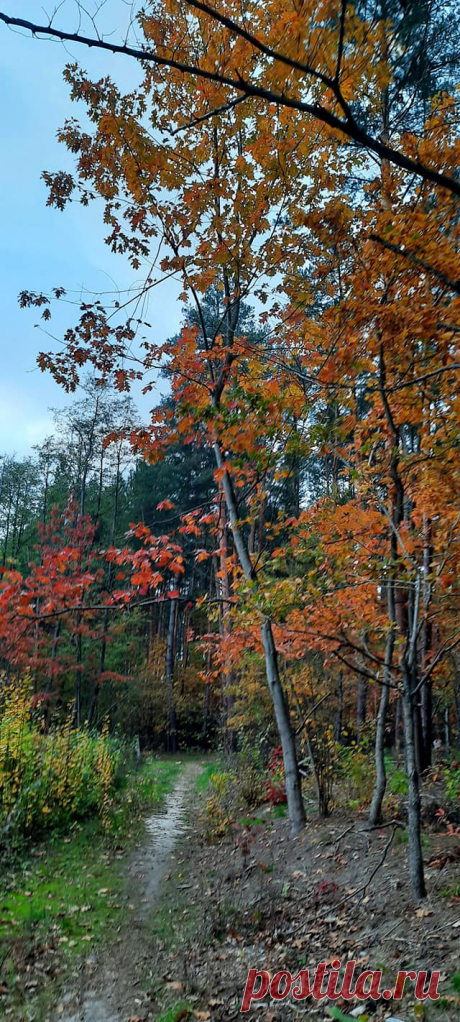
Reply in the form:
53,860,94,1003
195,760,220,793
0,756,182,1017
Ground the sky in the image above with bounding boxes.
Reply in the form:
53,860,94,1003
0,1,182,457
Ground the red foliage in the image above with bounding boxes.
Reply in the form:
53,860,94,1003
266,746,287,806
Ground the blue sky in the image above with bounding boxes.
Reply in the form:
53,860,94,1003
0,2,181,456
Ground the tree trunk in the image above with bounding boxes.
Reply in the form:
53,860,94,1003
402,677,426,900
74,619,82,727
356,677,368,744
394,696,403,765
419,514,433,771
165,590,178,753
261,618,305,835
444,705,450,752
420,681,432,771
214,443,305,835
202,680,211,742
369,625,394,826
217,491,236,752
333,672,343,743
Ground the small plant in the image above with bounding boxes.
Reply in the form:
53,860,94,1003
266,746,287,805
231,820,260,868
337,741,375,806
157,1002,192,1022
436,806,460,838
203,769,236,840
389,767,409,796
236,763,267,807
444,762,460,803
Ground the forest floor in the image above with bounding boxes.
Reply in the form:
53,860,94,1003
1,759,460,1022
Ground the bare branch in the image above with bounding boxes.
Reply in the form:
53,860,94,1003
170,94,247,135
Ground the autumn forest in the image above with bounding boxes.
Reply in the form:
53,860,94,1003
1,1,460,1019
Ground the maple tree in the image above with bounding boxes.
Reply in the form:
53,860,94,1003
1,0,459,194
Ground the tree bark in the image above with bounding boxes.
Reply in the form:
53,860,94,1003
333,672,343,743
369,623,394,826
402,674,427,900
420,515,433,771
261,617,306,835
394,696,403,765
214,442,305,835
356,676,368,744
165,590,178,753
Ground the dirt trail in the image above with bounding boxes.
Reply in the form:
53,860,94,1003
59,761,202,1022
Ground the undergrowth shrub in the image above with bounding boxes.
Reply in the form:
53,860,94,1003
0,682,121,843
203,770,236,840
444,762,460,803
266,745,287,805
234,752,267,807
336,740,375,808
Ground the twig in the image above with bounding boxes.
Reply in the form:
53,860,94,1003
170,95,247,135
361,819,405,833
380,919,403,941
295,691,333,735
340,826,398,904
333,824,354,845
370,233,460,294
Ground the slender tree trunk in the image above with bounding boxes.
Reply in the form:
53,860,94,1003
165,589,178,753
369,622,394,826
333,672,343,743
378,334,426,899
89,451,121,725
444,706,450,752
402,672,426,900
73,618,82,727
3,498,11,566
260,618,305,834
88,605,109,726
420,515,433,771
202,679,211,742
217,490,236,752
214,442,305,835
356,677,368,744
394,696,403,765
420,682,432,771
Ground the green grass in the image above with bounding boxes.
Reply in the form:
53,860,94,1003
195,760,220,792
0,820,124,954
0,756,183,1006
157,1002,193,1022
440,882,460,898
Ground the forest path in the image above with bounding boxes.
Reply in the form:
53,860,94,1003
58,760,203,1022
